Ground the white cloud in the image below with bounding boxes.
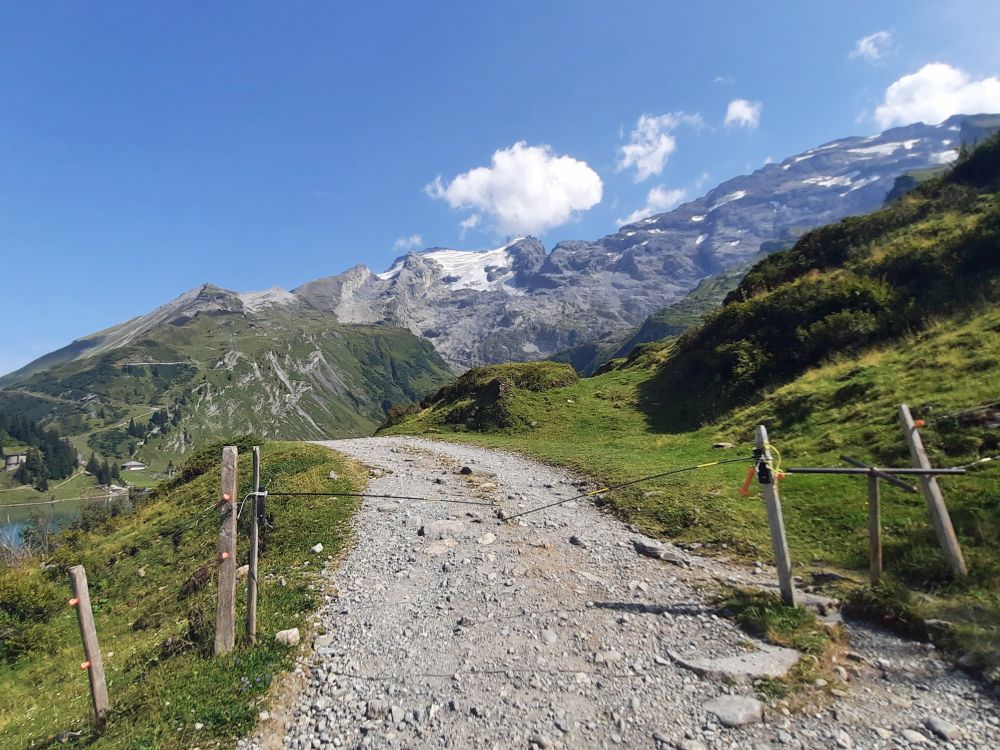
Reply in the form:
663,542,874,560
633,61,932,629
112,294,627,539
425,142,602,235
618,185,687,226
850,31,892,62
393,234,423,251
458,213,480,239
618,112,702,182
724,99,762,129
874,62,1000,128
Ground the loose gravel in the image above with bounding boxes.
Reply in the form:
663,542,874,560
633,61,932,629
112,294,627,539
239,437,999,749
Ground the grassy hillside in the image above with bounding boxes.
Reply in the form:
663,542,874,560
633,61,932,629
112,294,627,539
386,137,1000,677
0,440,363,749
0,308,455,472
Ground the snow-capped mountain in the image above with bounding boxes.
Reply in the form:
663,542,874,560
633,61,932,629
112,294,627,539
6,114,994,382
288,115,981,368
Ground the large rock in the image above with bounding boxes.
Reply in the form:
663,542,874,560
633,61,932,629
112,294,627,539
703,695,763,727
419,520,466,540
669,643,801,681
632,537,689,566
275,628,300,646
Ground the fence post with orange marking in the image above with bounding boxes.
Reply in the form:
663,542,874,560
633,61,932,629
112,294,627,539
899,404,967,577
68,565,109,728
214,445,239,655
754,426,798,606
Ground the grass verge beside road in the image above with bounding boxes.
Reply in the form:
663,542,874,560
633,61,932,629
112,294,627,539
0,440,363,750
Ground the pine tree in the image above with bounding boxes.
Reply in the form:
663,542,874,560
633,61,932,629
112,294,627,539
14,463,30,485
86,452,100,475
111,462,121,481
97,459,111,486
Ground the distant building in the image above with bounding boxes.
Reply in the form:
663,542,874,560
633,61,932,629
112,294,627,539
4,453,27,472
121,460,147,471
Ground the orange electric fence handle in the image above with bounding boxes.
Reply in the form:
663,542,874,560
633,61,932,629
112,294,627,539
914,419,926,428
739,465,756,496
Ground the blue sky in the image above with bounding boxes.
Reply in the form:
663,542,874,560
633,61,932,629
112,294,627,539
3,0,1000,375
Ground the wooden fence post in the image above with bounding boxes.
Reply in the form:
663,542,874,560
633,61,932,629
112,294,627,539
755,426,798,606
215,445,239,655
867,472,883,584
69,565,109,728
898,404,968,577
246,445,260,646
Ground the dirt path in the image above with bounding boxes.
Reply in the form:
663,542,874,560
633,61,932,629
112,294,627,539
241,437,998,749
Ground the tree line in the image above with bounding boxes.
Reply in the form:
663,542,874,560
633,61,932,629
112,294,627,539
0,412,77,491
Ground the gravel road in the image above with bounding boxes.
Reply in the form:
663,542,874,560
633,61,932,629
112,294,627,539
241,437,999,750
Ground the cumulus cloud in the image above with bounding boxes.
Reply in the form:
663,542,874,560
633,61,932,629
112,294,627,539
618,185,687,226
850,31,892,62
425,142,602,236
874,62,1000,128
393,234,423,251
458,213,480,239
618,113,702,182
724,99,762,129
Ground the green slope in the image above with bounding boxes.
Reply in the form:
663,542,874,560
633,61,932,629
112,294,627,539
386,135,1000,677
0,306,455,471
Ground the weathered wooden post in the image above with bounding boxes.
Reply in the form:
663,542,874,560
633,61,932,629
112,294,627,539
898,404,967,577
246,445,261,646
69,565,109,728
754,426,797,606
215,445,239,655
867,472,883,584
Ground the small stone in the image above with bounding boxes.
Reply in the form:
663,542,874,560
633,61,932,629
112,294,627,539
569,535,588,548
309,543,324,554
924,717,961,741
419,520,466,539
258,710,270,721
236,564,249,579
676,741,708,750
713,442,735,449
703,695,763,727
366,701,389,720
900,729,929,744
459,466,473,475
477,532,497,545
529,734,554,749
275,628,300,646
541,629,558,645
390,706,405,724
957,652,978,669
835,730,852,748
194,723,204,731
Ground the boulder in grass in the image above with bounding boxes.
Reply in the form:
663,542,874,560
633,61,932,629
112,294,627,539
275,628,300,646
310,543,324,554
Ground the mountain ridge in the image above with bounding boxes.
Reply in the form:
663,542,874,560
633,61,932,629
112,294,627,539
6,115,989,384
